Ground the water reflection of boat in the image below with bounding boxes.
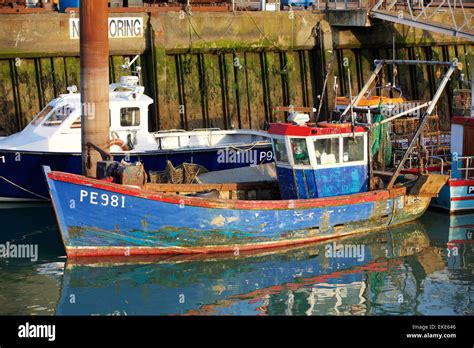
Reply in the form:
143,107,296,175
0,203,64,256
446,213,474,271
416,212,474,315
57,221,432,315
421,211,474,255
447,213,474,245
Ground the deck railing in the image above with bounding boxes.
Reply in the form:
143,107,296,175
452,153,474,180
428,155,448,175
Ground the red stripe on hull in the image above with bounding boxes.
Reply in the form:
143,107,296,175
448,240,474,245
66,231,363,257
451,196,474,201
402,166,443,174
48,171,400,210
449,179,474,187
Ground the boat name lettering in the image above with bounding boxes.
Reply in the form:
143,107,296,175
79,190,125,208
467,186,474,194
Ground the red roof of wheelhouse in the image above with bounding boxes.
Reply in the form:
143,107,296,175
268,123,367,136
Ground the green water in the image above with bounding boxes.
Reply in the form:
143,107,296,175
0,204,472,316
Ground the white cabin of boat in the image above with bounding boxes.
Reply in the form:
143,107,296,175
0,76,270,154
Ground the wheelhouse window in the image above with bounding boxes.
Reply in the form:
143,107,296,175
32,105,54,126
290,138,310,165
314,137,339,165
43,105,75,127
273,138,289,164
70,110,111,129
343,135,364,162
120,107,140,127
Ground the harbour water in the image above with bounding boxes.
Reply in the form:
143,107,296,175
0,204,472,316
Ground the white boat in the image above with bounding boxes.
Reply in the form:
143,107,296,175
0,74,272,201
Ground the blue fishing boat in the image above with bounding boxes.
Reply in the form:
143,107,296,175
44,116,449,257
0,67,272,202
43,58,457,258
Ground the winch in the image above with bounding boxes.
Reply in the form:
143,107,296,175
96,160,146,188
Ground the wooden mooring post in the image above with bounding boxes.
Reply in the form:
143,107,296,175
80,0,110,177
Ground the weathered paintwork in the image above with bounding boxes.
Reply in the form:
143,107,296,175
415,153,474,213
277,165,368,199
269,123,369,200
45,168,431,257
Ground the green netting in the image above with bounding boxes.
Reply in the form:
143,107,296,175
371,113,392,169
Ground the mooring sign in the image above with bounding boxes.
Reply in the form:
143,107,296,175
69,17,144,39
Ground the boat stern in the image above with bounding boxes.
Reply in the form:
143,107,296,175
408,173,450,198
391,174,449,225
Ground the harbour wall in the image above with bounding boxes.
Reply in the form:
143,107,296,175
0,10,472,135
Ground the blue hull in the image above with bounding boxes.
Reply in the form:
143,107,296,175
45,169,431,257
0,146,272,201
431,179,474,213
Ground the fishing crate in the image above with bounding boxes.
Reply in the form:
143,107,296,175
391,115,440,136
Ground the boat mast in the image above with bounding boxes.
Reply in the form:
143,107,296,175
80,0,110,177
341,59,460,190
384,59,460,189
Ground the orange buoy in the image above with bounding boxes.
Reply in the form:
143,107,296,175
109,139,129,151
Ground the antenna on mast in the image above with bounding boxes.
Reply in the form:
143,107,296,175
121,55,142,83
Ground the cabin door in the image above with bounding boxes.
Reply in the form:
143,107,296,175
463,125,474,156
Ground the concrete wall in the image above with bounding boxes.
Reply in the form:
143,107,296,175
0,10,472,135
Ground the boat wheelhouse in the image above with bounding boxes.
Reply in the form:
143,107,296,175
268,121,368,199
2,76,156,154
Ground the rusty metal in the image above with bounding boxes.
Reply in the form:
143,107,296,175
86,142,111,161
80,0,110,177
409,173,449,198
273,106,316,113
0,7,44,12
115,163,147,188
0,0,26,8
